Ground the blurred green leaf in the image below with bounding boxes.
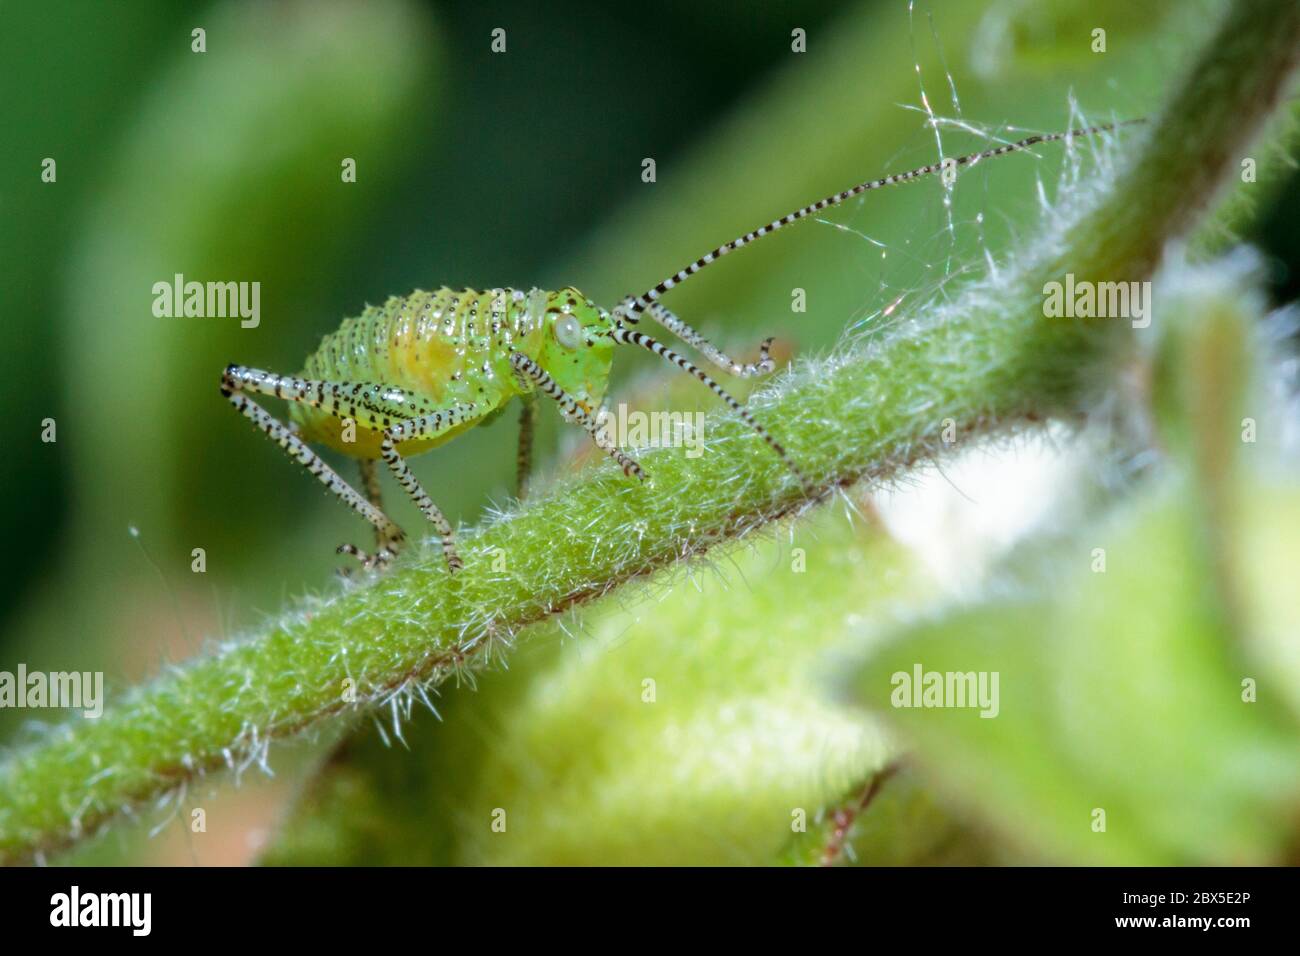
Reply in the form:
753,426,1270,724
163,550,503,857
65,0,441,556
848,478,1300,864
845,254,1300,864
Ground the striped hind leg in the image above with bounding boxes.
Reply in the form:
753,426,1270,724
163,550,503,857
220,367,407,562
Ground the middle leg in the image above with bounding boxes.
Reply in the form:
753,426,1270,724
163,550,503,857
337,458,402,570
516,394,539,500
380,404,482,573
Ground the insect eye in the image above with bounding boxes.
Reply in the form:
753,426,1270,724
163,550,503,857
554,315,583,349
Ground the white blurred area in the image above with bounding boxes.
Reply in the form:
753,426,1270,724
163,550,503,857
870,423,1087,593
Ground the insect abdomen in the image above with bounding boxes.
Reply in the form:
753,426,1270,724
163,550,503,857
292,287,543,457
305,288,540,386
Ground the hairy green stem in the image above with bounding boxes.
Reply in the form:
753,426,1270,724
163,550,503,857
1,0,1297,864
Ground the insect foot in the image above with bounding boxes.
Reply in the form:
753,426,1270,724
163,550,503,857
336,542,400,577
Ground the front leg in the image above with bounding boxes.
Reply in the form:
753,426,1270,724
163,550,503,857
509,352,645,481
337,459,402,571
615,295,775,378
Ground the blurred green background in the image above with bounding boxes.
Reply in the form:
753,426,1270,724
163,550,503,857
2,0,1297,864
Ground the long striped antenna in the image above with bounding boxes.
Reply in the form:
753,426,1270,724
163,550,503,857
614,120,1144,328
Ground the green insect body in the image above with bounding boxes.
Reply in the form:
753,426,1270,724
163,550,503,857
222,122,1133,573
290,286,612,460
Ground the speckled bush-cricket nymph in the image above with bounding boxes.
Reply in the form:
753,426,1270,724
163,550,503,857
221,123,1129,572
